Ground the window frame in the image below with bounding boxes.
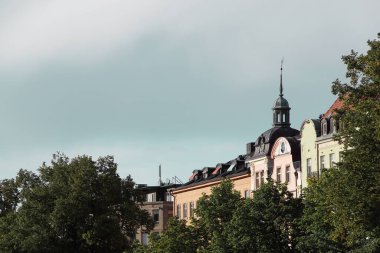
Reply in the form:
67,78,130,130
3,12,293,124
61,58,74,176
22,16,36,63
276,167,281,183
320,155,325,170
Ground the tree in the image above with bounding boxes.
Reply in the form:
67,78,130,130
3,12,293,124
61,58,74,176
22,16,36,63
135,218,196,253
0,153,154,253
299,34,380,252
194,179,242,253
228,180,303,253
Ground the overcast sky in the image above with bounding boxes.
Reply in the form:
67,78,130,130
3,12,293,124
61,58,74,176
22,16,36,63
0,0,379,185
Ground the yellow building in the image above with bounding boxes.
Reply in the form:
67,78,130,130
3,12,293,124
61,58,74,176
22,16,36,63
300,119,320,188
300,98,344,188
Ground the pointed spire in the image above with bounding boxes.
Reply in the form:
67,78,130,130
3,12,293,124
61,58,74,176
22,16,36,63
280,58,284,97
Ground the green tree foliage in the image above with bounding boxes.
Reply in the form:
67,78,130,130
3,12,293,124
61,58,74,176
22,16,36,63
228,180,302,253
135,218,197,253
195,180,242,253
299,34,380,252
141,180,301,253
0,153,154,253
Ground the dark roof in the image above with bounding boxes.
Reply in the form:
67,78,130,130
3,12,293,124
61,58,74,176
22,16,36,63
285,136,301,162
273,96,290,108
175,155,249,191
248,126,299,160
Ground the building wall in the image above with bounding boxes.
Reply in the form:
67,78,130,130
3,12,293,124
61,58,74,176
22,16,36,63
249,157,269,191
300,120,319,188
135,201,173,245
271,137,301,197
172,175,251,222
317,138,343,171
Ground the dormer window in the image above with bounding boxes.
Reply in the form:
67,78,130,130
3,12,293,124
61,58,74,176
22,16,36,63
322,120,328,135
331,118,338,133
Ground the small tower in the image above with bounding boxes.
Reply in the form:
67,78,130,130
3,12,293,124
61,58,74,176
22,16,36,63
272,60,291,127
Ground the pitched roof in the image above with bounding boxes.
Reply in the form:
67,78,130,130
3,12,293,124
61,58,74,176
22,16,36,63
322,98,343,119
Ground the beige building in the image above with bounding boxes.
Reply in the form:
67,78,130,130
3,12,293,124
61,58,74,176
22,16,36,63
171,157,251,222
136,184,178,245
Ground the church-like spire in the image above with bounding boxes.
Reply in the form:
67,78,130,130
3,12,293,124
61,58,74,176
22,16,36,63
272,58,291,127
280,58,284,97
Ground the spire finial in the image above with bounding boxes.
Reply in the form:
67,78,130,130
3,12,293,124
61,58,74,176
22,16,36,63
280,58,284,97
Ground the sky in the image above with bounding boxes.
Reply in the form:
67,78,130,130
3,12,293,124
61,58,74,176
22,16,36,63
0,0,379,185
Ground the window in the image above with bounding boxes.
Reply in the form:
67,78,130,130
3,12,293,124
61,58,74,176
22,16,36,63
165,192,173,202
142,233,149,246
331,119,336,133
183,203,188,218
320,155,325,170
277,112,280,123
329,153,335,168
255,172,260,189
189,202,194,217
152,209,159,223
322,122,327,135
260,171,264,185
146,193,156,202
285,166,290,183
176,204,181,218
282,113,286,122
306,158,312,177
276,167,281,182
244,190,250,198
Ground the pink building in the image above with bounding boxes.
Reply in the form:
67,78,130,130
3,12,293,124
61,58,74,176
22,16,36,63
246,67,301,196
270,137,301,197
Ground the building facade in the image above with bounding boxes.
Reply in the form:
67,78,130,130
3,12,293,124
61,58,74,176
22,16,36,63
171,156,251,222
300,99,344,188
135,184,178,245
172,67,303,221
246,75,301,196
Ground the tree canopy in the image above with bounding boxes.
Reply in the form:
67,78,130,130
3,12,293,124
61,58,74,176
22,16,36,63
298,34,380,252
0,153,154,253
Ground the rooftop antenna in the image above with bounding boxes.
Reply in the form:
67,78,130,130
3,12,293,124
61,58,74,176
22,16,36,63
159,164,162,186
280,58,284,97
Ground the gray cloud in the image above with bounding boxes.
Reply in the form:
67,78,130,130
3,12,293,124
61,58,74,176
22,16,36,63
0,0,379,184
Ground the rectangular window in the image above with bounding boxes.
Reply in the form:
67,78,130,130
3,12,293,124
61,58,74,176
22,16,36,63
146,193,156,202
177,204,181,219
260,171,264,185
183,203,188,218
306,158,312,177
285,166,290,183
329,153,335,168
244,190,250,198
322,123,327,135
142,233,149,246
189,202,194,217
165,192,173,202
152,209,159,223
255,172,260,189
276,167,281,183
320,155,325,170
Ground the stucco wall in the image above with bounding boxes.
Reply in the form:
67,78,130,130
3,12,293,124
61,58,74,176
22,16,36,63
172,175,251,222
300,120,318,188
317,138,343,170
